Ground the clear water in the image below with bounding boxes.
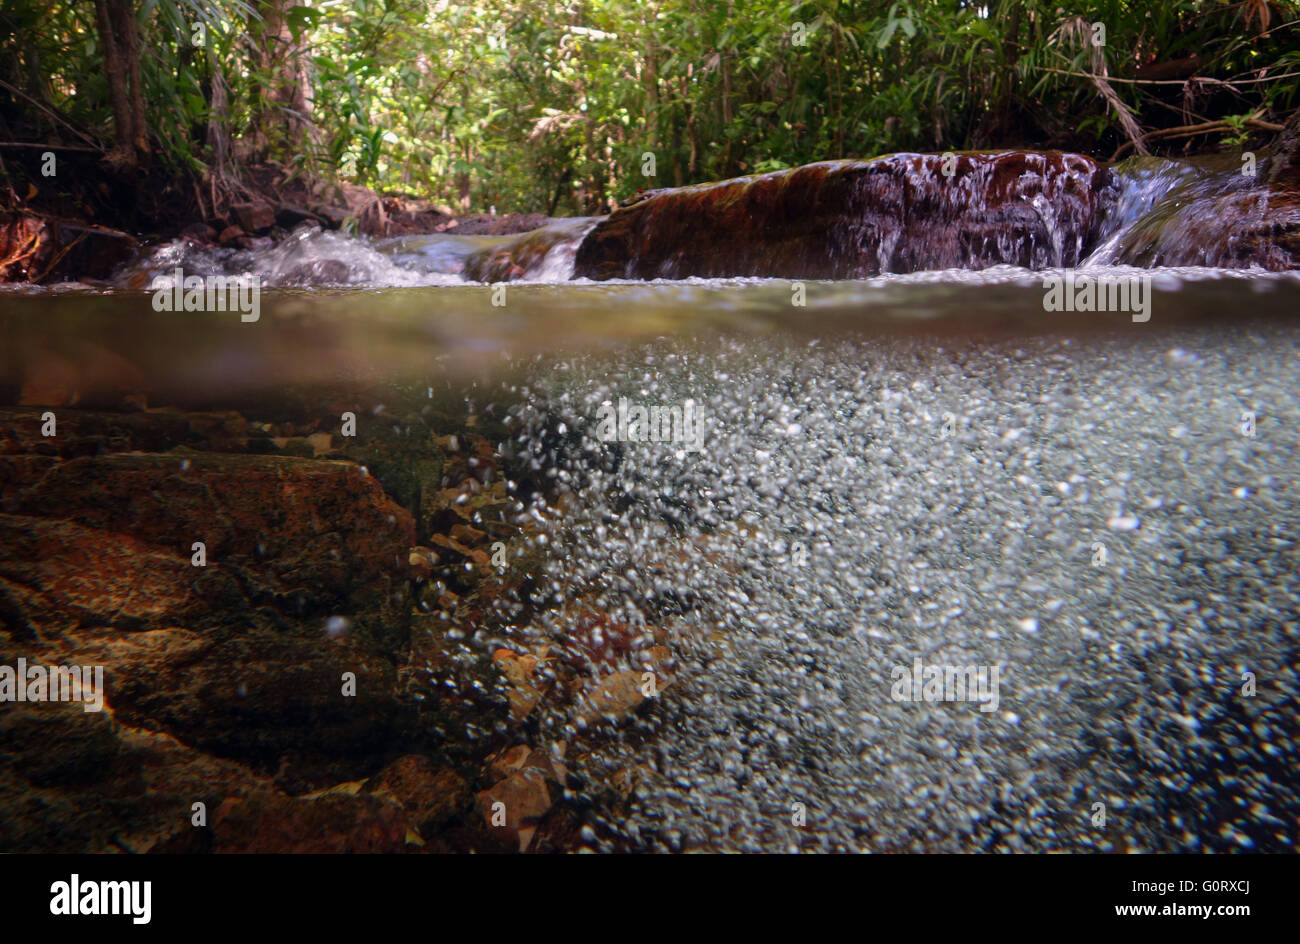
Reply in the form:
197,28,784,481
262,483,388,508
2,157,1298,852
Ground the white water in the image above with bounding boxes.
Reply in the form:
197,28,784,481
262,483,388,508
111,153,1283,293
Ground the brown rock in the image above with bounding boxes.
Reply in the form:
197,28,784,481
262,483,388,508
0,696,278,853
575,648,673,726
577,670,652,724
1267,107,1300,191
18,344,146,409
485,742,567,786
0,450,415,775
449,522,488,546
491,648,547,722
363,754,470,835
211,793,409,853
430,531,478,560
0,407,249,458
314,205,351,229
409,545,435,580
230,201,276,234
178,222,218,244
574,151,1111,280
475,766,555,851
461,219,590,282
485,744,534,782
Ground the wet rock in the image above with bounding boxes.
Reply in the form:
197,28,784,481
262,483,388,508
1106,154,1300,269
450,522,488,546
0,408,254,457
574,151,1111,280
1102,116,1300,270
314,205,352,229
575,654,673,727
0,451,412,631
439,432,500,488
217,225,243,245
0,703,121,788
178,222,218,244
430,532,491,570
230,201,276,234
362,754,470,836
17,346,147,409
492,648,548,723
209,793,409,853
402,612,510,761
106,628,404,781
485,744,535,782
462,220,590,282
0,513,205,633
485,742,568,786
609,763,657,801
275,204,324,229
0,449,415,778
1267,107,1300,191
554,608,665,674
281,258,353,284
475,766,556,851
0,690,288,853
409,545,436,580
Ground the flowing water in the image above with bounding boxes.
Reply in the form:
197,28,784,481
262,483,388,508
2,156,1298,853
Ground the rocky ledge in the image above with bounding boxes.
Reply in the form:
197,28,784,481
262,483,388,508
0,394,680,853
574,150,1111,280
566,112,1300,281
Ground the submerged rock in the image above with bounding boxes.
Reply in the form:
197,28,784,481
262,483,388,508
362,754,471,837
206,792,410,853
0,446,415,779
573,151,1111,280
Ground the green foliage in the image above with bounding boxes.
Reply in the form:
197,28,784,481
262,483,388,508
3,0,1298,214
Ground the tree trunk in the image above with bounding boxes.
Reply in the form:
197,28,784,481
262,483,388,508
93,0,142,167
249,0,315,160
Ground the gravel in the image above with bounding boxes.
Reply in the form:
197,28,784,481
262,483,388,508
505,316,1299,853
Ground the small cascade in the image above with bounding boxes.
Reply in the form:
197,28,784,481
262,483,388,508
1083,154,1300,269
118,217,599,289
112,150,1300,290
459,217,597,282
119,226,464,289
1080,156,1203,266
572,151,1112,280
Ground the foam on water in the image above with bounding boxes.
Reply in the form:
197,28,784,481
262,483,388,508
121,227,466,288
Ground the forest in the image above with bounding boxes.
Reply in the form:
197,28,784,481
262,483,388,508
1,1,1298,235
